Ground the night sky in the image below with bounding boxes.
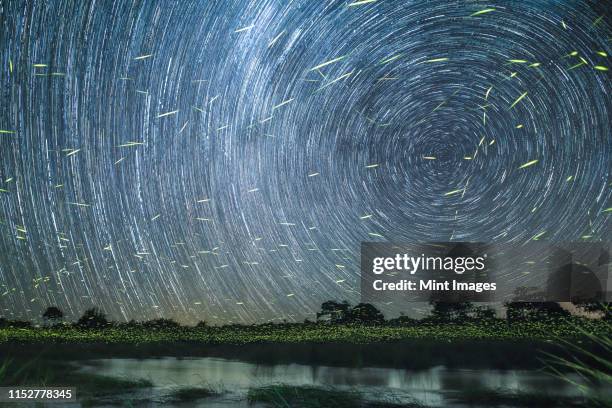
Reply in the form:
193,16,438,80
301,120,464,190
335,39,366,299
0,0,610,324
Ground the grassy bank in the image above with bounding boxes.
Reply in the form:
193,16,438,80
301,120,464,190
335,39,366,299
1,318,609,345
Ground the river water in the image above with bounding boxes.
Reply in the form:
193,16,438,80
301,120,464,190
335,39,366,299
71,356,598,407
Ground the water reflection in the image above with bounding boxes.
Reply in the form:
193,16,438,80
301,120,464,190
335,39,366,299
78,356,586,406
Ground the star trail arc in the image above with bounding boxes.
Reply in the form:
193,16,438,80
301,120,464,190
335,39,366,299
0,0,610,324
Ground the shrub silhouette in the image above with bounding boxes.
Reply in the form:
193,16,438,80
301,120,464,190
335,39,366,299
42,306,63,325
142,318,180,329
387,312,418,327
43,306,64,321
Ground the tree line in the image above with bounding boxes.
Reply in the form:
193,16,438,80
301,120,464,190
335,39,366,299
0,299,608,329
317,299,609,325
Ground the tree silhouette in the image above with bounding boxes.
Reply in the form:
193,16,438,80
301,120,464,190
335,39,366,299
505,301,570,322
77,307,108,329
42,306,63,325
317,300,351,323
429,301,474,322
347,303,385,325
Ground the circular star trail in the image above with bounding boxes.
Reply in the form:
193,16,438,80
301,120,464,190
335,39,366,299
0,0,610,324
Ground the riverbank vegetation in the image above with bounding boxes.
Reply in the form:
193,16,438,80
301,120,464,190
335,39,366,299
0,300,609,346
